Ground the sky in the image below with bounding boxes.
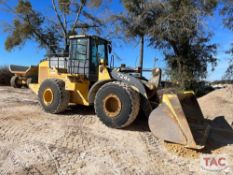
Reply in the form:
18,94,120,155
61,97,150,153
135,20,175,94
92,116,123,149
0,0,232,81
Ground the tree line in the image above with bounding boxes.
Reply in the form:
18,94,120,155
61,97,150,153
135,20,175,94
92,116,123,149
0,0,233,89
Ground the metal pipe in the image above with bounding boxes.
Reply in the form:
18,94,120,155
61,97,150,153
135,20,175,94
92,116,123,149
139,35,144,77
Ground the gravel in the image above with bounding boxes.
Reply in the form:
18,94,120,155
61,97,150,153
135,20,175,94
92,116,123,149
0,86,232,175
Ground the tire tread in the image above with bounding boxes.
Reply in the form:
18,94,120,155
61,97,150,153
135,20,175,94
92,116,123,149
94,81,140,128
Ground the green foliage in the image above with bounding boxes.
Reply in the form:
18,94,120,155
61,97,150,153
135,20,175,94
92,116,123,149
164,35,217,88
221,0,233,30
116,0,148,38
114,0,218,89
111,0,154,73
212,79,233,84
4,0,58,52
224,45,233,80
16,0,32,14
2,0,105,54
221,0,233,80
88,0,102,7
225,61,233,80
146,0,218,89
58,0,71,14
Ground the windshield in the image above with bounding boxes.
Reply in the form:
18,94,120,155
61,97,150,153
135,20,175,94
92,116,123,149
70,38,88,60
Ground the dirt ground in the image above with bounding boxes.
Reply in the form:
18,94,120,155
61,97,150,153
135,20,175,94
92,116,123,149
0,86,232,175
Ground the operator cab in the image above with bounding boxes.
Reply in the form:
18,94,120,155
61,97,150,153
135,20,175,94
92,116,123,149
68,35,111,81
48,35,111,82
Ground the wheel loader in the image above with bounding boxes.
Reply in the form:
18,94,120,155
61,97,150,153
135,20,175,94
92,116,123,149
23,35,211,149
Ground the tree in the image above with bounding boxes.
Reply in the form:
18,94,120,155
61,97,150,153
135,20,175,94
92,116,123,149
1,0,105,54
146,0,218,88
111,0,152,76
221,0,233,80
224,44,233,80
221,0,233,30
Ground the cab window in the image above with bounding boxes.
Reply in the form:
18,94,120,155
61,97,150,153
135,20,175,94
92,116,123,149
70,39,88,60
91,39,107,65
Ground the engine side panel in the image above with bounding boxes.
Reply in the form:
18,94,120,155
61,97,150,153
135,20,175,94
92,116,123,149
30,60,90,106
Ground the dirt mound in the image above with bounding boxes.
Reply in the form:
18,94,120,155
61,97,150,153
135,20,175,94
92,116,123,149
198,85,233,124
164,86,233,159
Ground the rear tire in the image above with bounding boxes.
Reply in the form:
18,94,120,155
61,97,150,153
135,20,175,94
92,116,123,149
95,81,140,128
38,79,70,114
10,76,21,88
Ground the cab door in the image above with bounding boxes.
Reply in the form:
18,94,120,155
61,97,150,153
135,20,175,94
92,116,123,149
68,37,90,77
90,38,108,81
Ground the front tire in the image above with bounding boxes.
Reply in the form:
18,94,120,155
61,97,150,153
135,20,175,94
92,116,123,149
95,82,140,128
38,79,70,114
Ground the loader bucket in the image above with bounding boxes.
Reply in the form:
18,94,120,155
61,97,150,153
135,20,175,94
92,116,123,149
148,91,210,149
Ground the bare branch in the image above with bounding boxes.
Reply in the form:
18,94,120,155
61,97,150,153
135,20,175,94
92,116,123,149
75,23,100,28
51,0,67,36
71,0,86,33
25,14,57,53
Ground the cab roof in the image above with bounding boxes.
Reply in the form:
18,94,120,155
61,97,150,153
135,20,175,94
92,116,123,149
69,35,111,43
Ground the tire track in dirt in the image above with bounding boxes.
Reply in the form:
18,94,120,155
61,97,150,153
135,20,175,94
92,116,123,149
0,86,232,175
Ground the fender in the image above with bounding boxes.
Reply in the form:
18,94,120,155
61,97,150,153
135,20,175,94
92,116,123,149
111,70,148,98
111,70,152,117
88,79,113,104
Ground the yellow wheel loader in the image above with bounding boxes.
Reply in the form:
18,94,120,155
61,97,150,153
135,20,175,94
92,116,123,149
28,35,210,149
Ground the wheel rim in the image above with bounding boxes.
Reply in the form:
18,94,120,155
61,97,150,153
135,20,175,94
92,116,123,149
103,94,122,118
43,88,54,105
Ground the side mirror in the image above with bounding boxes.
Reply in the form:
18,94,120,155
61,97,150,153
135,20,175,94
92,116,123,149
108,44,112,54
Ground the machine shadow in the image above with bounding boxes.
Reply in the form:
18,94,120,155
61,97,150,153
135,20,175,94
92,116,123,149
61,105,96,116
61,106,151,132
203,116,233,153
123,114,151,132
